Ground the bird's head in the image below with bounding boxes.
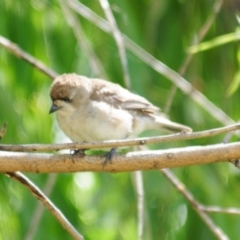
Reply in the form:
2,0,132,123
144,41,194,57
49,73,92,115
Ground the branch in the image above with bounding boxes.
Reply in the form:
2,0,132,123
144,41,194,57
5,172,84,240
99,0,131,89
0,36,58,79
161,169,228,240
0,123,239,152
164,0,223,113
0,141,239,173
0,123,7,140
25,174,58,240
132,171,144,240
60,0,107,78
200,206,240,215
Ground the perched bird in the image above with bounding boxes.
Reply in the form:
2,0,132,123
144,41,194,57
49,73,192,163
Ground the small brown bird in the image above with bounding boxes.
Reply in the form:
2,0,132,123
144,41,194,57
49,73,192,162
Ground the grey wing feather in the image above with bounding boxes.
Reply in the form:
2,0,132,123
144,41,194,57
91,79,161,114
90,78,192,133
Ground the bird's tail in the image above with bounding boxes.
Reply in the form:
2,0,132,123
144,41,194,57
154,115,192,133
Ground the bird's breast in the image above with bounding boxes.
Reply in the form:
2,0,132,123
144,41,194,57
56,101,134,142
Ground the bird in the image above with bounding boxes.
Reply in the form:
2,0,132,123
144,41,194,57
49,73,192,164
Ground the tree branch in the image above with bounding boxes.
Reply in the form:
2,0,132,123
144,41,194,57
200,205,240,215
132,171,144,240
0,36,58,79
164,0,223,113
99,0,131,89
161,169,228,240
0,123,239,152
5,172,84,240
59,0,107,78
25,174,58,240
0,141,238,173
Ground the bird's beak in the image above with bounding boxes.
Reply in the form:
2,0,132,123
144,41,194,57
49,103,61,114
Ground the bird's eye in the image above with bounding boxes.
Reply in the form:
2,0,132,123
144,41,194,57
62,98,71,103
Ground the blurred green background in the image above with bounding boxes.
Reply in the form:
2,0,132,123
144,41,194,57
0,0,240,239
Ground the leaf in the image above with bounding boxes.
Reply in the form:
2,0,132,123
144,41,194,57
187,27,240,54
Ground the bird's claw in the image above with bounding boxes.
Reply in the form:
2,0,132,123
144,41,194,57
73,149,86,156
103,148,117,166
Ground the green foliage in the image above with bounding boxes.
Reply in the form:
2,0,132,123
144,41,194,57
0,0,240,239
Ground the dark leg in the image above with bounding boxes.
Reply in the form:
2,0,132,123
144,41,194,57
73,149,86,156
103,148,117,166
71,141,87,156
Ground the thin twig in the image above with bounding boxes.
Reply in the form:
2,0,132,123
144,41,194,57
198,0,223,40
124,37,235,126
164,0,223,113
5,172,84,240
0,141,239,173
132,171,144,240
182,0,223,75
223,120,240,143
0,123,239,152
96,2,141,234
99,0,131,89
0,123,7,140
0,36,58,79
200,206,240,215
25,174,58,240
68,0,234,127
161,169,229,240
60,0,107,78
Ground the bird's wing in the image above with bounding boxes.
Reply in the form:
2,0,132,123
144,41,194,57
90,79,161,114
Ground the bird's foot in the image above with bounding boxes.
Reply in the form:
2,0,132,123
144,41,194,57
103,148,117,166
73,149,86,156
